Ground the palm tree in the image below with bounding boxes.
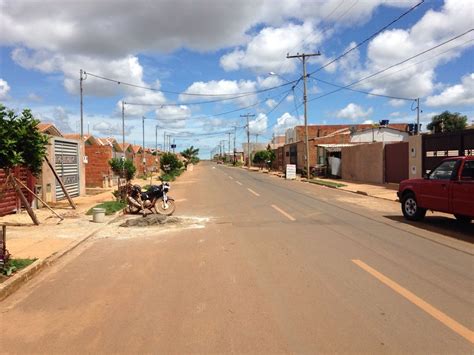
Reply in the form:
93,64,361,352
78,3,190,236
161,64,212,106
181,146,200,164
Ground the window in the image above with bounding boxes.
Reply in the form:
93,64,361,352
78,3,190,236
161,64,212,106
429,160,458,180
461,161,474,180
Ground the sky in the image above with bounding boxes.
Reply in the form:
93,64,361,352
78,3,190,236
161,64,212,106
1,0,473,158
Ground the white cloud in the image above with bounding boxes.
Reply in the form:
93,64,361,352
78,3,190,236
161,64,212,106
93,121,133,136
286,94,294,102
220,22,324,74
27,93,42,102
273,112,303,135
336,103,373,121
388,99,406,107
346,0,474,99
12,48,155,98
257,75,283,89
35,106,74,133
155,105,191,129
426,73,474,107
179,79,258,107
266,99,277,109
0,78,11,99
362,119,374,124
249,113,268,134
390,111,401,117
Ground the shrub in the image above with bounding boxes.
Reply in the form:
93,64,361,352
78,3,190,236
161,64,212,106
109,158,136,181
160,152,183,174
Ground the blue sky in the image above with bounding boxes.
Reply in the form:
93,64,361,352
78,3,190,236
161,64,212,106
1,0,473,157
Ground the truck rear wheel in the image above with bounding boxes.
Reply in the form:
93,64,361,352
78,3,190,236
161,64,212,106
401,193,426,221
454,214,472,223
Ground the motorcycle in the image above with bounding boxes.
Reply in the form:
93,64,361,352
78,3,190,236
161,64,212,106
126,181,176,216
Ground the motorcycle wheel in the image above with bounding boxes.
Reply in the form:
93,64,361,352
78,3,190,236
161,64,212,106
155,197,176,216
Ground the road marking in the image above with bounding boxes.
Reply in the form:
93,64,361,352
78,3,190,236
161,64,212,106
236,181,243,186
174,198,187,202
352,259,474,344
271,204,296,221
229,176,234,180
247,188,260,197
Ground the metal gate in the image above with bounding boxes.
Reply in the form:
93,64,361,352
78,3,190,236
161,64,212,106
54,139,80,200
289,144,297,165
422,130,474,175
384,142,408,183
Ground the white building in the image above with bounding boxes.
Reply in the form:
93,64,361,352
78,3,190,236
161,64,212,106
350,127,409,143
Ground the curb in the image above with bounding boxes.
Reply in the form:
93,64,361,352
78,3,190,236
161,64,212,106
251,168,399,203
0,210,124,302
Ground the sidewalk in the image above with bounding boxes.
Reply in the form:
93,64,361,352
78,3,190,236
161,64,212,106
315,178,399,202
1,188,120,260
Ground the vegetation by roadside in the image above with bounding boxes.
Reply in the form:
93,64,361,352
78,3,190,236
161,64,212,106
86,201,127,215
308,179,347,188
1,258,37,277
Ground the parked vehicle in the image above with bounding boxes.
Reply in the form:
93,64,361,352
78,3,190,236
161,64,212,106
126,181,176,216
398,156,474,222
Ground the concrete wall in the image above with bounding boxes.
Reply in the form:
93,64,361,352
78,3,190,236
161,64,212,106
408,134,423,179
341,142,384,184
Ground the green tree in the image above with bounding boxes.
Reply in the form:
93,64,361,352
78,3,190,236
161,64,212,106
180,146,200,165
160,152,183,173
108,158,136,181
0,104,50,225
0,104,49,175
427,111,467,133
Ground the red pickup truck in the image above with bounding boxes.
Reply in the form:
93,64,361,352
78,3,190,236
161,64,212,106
398,156,474,223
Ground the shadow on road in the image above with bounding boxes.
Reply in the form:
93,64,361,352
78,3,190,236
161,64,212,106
384,215,474,244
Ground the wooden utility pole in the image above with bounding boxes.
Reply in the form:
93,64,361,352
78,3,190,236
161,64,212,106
44,156,77,209
233,126,237,164
7,173,39,225
80,69,84,140
240,113,255,168
287,52,320,179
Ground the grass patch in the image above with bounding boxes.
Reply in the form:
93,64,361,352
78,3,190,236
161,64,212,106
308,179,347,188
2,258,37,276
86,201,127,215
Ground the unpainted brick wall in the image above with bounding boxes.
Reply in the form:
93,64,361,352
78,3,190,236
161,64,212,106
85,145,113,187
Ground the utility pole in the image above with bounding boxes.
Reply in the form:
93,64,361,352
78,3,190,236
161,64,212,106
155,125,158,153
416,98,420,135
287,52,320,179
241,113,255,168
142,116,146,151
233,126,237,164
121,101,125,149
255,133,259,143
163,131,166,152
227,132,231,156
79,69,84,140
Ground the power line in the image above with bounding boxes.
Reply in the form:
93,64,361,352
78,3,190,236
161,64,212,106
309,76,415,101
309,0,424,75
274,0,354,75
84,71,297,97
352,38,474,85
307,28,474,103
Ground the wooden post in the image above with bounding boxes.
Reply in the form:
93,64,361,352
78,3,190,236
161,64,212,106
13,177,64,221
8,173,40,225
44,156,77,209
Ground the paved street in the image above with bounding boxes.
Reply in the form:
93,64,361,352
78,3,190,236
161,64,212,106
1,162,473,354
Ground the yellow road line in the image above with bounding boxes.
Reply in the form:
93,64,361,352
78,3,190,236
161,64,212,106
247,188,260,197
236,181,243,186
271,204,296,221
352,259,474,344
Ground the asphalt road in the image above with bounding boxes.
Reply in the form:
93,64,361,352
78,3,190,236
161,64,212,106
2,162,473,354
